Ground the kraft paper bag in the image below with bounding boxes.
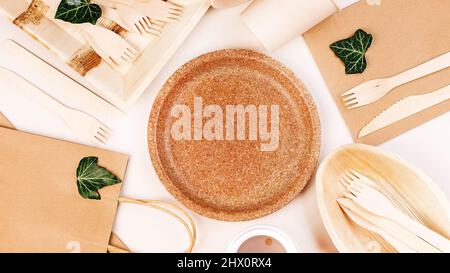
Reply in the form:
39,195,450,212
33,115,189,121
0,113,129,253
0,113,196,252
0,113,14,129
304,0,450,145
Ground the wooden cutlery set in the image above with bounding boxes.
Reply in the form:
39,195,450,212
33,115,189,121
304,0,450,145
0,40,120,144
338,170,450,253
342,52,450,138
0,0,211,109
0,0,448,253
41,0,183,68
0,0,210,143
316,144,450,253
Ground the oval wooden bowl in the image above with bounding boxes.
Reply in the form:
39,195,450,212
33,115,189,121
316,144,450,253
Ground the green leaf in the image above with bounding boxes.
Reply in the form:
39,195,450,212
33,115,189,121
55,0,102,25
76,157,121,200
330,29,373,74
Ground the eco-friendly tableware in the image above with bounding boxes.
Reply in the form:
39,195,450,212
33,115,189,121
316,144,450,253
0,117,197,253
0,40,123,117
148,49,320,221
102,0,183,22
45,0,139,68
359,84,450,138
102,6,137,33
342,52,450,109
241,0,338,51
0,126,128,253
227,225,298,253
79,23,139,67
0,0,210,110
337,197,439,253
340,170,450,252
0,67,111,145
102,5,162,36
337,199,415,253
303,0,450,145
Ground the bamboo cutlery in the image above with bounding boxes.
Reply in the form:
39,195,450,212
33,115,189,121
338,199,416,253
0,67,111,145
341,51,450,139
46,0,183,68
97,0,183,22
95,0,182,33
101,4,164,35
0,40,121,144
343,52,450,109
359,84,450,138
338,170,450,253
78,22,140,67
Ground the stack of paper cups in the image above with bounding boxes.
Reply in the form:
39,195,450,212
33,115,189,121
241,0,339,51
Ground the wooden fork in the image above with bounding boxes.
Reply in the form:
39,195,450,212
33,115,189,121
1,67,111,145
339,169,450,252
342,51,450,109
80,23,139,67
45,0,139,67
98,3,163,35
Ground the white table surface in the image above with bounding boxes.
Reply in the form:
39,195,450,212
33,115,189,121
0,3,448,253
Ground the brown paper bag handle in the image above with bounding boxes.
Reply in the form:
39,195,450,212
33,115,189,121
107,197,197,253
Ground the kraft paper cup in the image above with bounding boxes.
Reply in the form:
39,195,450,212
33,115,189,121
241,0,338,51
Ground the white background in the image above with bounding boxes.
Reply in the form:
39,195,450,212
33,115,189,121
0,2,448,253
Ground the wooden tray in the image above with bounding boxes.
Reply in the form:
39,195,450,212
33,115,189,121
148,49,321,221
316,144,450,252
0,0,210,111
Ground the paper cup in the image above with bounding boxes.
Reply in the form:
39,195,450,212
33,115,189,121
227,225,298,253
241,0,338,51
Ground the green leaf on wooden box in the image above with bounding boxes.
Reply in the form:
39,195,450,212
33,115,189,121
76,157,121,200
55,0,102,25
330,29,373,74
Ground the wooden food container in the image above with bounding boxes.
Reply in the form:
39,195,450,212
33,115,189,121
316,144,450,253
0,0,211,111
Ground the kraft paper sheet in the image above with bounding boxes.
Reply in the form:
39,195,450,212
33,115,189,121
304,0,450,145
0,113,129,253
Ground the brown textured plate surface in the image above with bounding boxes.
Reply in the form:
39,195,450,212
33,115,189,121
148,49,320,221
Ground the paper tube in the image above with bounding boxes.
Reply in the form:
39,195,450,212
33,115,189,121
241,0,338,51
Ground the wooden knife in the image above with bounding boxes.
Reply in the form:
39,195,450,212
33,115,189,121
359,85,450,138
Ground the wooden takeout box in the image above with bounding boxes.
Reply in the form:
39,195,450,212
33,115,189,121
0,0,211,111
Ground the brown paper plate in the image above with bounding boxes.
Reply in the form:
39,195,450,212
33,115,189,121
148,49,320,221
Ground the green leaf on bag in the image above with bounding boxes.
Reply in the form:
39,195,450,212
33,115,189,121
55,0,102,25
76,157,121,200
330,29,373,74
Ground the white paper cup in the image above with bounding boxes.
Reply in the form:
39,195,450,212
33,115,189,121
227,225,298,253
241,0,338,51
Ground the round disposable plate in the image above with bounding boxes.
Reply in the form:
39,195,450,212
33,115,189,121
148,49,320,221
